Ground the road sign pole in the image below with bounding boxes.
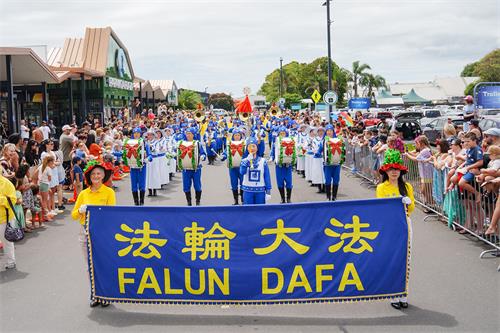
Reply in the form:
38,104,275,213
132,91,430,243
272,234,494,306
326,0,333,123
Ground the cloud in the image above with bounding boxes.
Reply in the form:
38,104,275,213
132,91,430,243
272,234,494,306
0,0,498,95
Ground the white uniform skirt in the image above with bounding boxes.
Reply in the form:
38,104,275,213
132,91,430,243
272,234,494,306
305,154,313,181
311,157,325,184
146,157,162,189
296,155,305,171
159,155,169,185
169,157,177,174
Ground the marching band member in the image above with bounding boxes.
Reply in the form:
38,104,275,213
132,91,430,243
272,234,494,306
146,131,162,197
205,126,217,165
269,126,295,203
155,129,170,188
305,127,316,183
321,124,345,201
296,124,309,177
177,127,206,206
252,120,267,157
221,128,246,205
312,127,326,193
240,137,272,205
122,127,151,206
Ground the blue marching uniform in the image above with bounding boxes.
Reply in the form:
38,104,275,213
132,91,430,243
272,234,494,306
179,129,206,206
240,155,272,205
123,130,152,206
270,128,294,203
320,125,344,201
221,130,246,204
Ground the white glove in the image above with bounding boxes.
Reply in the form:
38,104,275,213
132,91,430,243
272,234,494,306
265,194,272,202
78,204,88,214
402,196,412,205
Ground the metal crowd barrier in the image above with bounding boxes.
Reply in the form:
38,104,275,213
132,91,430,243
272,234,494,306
342,140,499,269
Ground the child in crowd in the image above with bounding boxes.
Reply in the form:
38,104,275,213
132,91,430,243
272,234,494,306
452,132,484,201
39,156,55,222
405,135,434,212
30,185,43,228
13,178,28,233
72,156,84,195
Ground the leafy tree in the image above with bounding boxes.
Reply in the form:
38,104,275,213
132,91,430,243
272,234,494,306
349,61,371,98
178,90,201,110
360,74,387,100
207,93,234,111
258,57,349,106
461,62,479,77
282,93,302,108
461,49,500,95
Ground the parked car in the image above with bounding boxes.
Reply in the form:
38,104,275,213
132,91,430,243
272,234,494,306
393,117,422,140
422,116,463,145
479,109,500,118
479,117,500,132
420,109,443,127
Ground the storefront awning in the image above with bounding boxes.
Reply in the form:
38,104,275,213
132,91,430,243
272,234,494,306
0,47,60,84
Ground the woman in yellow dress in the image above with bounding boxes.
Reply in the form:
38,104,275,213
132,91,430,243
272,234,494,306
71,160,115,308
376,149,414,310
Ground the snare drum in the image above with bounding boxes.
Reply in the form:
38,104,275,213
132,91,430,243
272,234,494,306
324,137,343,166
227,140,245,168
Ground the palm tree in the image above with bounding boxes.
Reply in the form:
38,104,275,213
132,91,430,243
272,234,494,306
350,61,371,97
360,74,387,100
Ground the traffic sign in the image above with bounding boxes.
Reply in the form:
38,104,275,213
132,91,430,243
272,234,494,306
278,97,286,105
311,89,322,104
323,90,338,105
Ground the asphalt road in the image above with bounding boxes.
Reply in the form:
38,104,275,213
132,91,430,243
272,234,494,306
1,158,499,333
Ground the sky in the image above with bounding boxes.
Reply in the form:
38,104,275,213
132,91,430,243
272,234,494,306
0,0,498,96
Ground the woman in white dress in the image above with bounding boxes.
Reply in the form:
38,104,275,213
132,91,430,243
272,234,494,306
145,131,162,197
311,127,326,192
305,127,316,183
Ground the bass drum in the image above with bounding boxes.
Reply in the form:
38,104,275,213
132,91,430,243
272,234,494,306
276,137,296,165
323,137,343,166
227,140,245,168
178,141,200,170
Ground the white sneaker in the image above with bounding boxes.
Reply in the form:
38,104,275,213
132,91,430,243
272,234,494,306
57,209,64,214
5,263,16,270
51,210,58,215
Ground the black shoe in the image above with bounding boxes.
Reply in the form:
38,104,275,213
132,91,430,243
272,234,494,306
153,189,157,197
147,189,153,197
195,191,202,206
90,300,100,308
400,302,408,308
278,188,286,204
185,192,192,206
139,190,145,206
58,205,66,210
132,191,139,206
391,302,402,310
325,185,332,201
232,190,239,205
286,188,292,203
332,185,339,201
100,302,110,308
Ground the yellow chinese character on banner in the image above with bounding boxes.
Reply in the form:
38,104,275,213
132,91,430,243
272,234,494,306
115,221,168,259
254,219,310,255
324,215,379,254
182,222,236,261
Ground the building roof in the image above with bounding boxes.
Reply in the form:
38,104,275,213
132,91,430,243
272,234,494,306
389,77,479,101
148,80,176,95
0,47,60,84
47,26,135,79
402,89,430,104
433,76,479,97
375,97,405,106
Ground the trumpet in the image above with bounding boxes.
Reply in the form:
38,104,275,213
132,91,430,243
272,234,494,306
239,111,250,122
194,110,205,123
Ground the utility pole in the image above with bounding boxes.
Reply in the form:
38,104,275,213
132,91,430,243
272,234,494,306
279,57,283,98
324,0,333,123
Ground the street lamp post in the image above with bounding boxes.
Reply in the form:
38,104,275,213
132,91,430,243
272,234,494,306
323,0,333,123
279,57,283,98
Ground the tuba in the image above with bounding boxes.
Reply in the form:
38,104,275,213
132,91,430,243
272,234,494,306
194,110,205,123
269,105,280,117
238,111,250,122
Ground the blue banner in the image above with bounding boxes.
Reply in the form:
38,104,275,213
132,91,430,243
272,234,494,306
86,198,409,305
476,84,500,109
349,98,371,109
